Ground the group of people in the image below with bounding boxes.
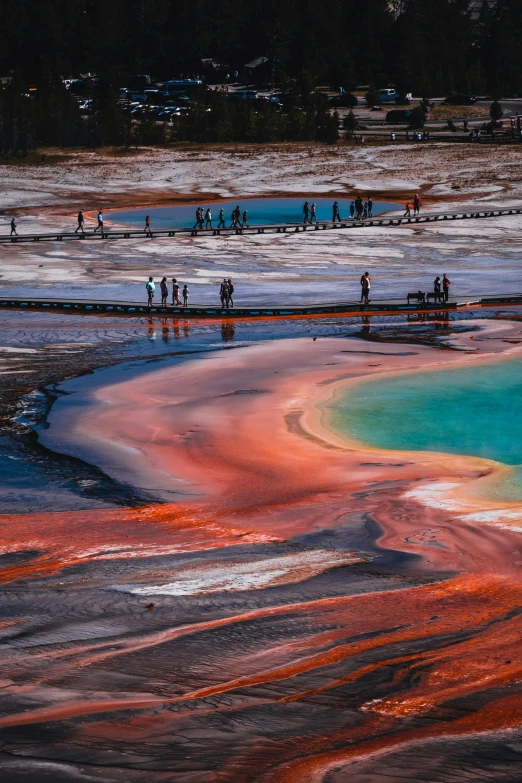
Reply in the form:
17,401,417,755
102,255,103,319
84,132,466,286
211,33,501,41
302,197,374,224
434,274,451,301
404,194,421,217
219,278,235,307
358,272,451,305
74,209,104,233
193,206,248,230
145,276,235,308
146,277,190,307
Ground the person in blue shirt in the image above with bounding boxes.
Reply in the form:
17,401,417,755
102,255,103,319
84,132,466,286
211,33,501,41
93,210,103,232
146,276,155,306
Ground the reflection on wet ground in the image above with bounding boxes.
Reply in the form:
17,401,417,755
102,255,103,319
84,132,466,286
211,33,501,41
2,307,522,782
0,308,485,514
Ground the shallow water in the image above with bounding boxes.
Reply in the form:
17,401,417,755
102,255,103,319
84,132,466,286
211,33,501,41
329,356,522,500
109,197,399,229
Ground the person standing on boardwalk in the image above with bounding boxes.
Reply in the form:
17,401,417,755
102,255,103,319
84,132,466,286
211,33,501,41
332,201,341,222
220,279,229,307
242,210,249,227
75,210,85,233
227,278,234,307
193,208,202,229
349,202,355,220
145,215,152,236
413,194,421,216
404,202,411,217
94,210,104,232
434,276,441,298
146,276,155,306
302,201,311,224
310,203,317,223
217,208,226,228
443,274,451,302
172,278,181,305
160,277,168,306
10,217,17,236
183,284,189,306
205,208,212,229
360,272,371,304
367,197,373,217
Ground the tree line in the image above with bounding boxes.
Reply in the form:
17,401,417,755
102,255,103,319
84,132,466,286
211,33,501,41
1,0,521,96
0,78,340,155
1,0,521,154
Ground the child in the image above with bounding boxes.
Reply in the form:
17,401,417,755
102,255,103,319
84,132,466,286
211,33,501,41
172,278,181,305
183,284,189,306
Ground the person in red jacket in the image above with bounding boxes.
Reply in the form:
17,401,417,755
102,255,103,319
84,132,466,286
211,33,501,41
413,193,421,216
443,274,451,302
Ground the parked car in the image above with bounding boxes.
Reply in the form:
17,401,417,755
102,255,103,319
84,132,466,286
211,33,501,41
386,109,413,123
443,93,476,105
378,88,412,104
379,88,399,103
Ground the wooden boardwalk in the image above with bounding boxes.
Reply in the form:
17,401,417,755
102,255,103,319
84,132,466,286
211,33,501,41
0,294,506,319
2,205,522,244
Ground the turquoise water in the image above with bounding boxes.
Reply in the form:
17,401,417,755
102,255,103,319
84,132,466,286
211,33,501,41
330,357,522,500
109,197,398,229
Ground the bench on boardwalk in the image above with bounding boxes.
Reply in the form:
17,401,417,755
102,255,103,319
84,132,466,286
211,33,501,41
407,291,426,304
427,291,445,303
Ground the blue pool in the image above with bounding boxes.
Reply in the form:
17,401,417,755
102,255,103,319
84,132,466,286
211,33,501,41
109,197,398,229
328,357,522,501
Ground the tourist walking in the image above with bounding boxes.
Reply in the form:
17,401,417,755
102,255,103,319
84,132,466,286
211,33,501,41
146,276,155,306
302,200,311,224
404,202,411,217
94,210,104,232
75,210,84,233
183,284,189,306
220,278,229,307
160,277,168,306
413,194,421,216
172,278,181,305
227,278,234,307
145,215,152,236
332,201,341,222
217,208,226,228
360,272,371,304
443,273,451,302
363,203,368,220
242,210,249,227
194,208,203,229
10,217,17,236
205,208,212,229
349,202,355,220
367,197,373,217
310,202,317,223
231,206,241,228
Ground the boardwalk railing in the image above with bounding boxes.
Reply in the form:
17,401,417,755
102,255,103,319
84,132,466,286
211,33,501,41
2,206,522,244
2,294,522,319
